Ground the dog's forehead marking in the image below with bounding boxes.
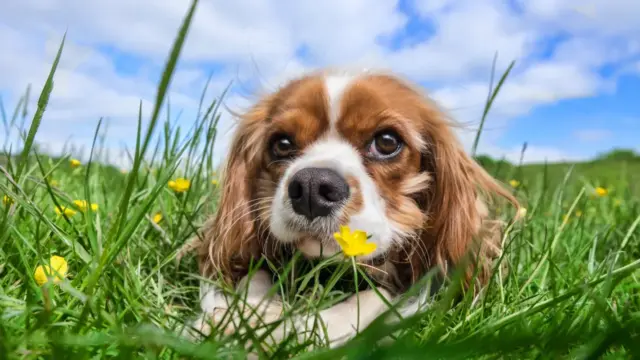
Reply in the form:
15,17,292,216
323,73,358,133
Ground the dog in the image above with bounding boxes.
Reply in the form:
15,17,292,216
180,68,519,349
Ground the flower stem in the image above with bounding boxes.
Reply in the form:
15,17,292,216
351,256,360,332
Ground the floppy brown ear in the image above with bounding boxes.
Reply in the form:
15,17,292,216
196,99,272,284
416,106,519,290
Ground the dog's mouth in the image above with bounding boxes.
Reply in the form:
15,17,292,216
268,205,342,251
295,235,341,259
279,210,388,254
277,217,345,259
281,215,340,238
273,208,383,260
294,234,389,269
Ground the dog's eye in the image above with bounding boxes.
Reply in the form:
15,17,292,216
366,131,403,160
271,135,296,159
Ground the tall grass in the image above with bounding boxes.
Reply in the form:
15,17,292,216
1,1,639,358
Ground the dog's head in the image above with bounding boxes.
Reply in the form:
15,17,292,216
198,70,518,291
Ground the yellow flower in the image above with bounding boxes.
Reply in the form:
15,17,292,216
333,225,377,257
72,200,99,212
3,195,13,206
70,159,81,168
34,255,68,286
211,179,218,186
509,179,520,188
55,205,77,217
594,187,608,197
152,212,163,224
516,207,527,219
575,210,583,217
168,178,191,193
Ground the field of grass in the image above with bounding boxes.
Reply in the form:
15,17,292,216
1,1,639,358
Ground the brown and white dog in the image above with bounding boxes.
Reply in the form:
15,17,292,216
182,69,519,347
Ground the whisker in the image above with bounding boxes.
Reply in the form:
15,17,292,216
213,200,274,260
216,198,274,237
216,196,274,226
356,262,389,275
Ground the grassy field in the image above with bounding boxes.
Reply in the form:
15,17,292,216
1,1,639,358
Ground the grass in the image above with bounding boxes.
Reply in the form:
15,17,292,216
1,1,639,358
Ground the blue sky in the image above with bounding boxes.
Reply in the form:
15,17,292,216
502,75,640,159
0,0,639,167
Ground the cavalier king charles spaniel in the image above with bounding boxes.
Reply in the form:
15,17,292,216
181,69,519,348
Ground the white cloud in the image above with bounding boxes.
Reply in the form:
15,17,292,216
517,0,640,36
398,0,536,82
0,0,639,167
502,145,582,164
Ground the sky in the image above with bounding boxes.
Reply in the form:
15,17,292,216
0,0,639,168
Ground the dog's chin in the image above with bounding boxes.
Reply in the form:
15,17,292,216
270,210,341,250
296,236,341,259
270,214,390,261
271,224,340,259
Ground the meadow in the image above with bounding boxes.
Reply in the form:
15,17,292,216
1,1,639,358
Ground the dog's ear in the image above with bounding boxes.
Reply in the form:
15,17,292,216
196,98,272,284
413,101,519,290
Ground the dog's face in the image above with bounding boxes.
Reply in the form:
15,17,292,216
261,73,429,261
199,70,517,286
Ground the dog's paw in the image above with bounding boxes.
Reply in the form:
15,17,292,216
180,314,213,340
210,307,243,336
210,303,283,338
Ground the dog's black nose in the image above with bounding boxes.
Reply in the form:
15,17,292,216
288,167,350,220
